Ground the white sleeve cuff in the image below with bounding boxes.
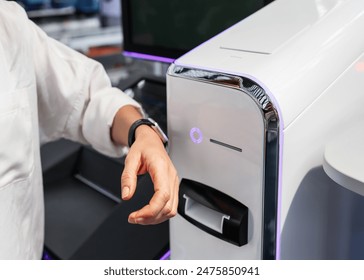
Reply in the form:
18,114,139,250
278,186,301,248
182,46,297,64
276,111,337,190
82,87,144,158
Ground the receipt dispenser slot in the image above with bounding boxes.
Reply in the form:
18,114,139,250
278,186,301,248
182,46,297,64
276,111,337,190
178,178,248,247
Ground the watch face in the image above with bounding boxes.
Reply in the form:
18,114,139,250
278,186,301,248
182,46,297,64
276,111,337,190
153,122,169,144
147,118,157,126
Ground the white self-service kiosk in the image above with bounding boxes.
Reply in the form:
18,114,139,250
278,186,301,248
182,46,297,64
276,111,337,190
167,0,364,259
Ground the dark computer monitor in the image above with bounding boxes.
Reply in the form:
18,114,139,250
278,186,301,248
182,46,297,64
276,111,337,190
121,0,275,63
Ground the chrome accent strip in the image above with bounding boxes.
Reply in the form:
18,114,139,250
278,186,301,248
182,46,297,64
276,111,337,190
169,66,275,114
168,64,280,260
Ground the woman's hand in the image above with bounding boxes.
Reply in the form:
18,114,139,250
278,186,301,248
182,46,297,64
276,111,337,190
121,124,179,224
111,105,179,225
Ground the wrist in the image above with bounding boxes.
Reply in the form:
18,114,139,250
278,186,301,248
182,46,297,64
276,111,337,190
128,118,168,149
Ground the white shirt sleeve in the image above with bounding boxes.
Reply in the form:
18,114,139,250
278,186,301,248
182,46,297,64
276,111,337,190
28,20,143,157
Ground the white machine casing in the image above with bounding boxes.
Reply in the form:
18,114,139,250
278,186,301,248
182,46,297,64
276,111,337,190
167,0,364,259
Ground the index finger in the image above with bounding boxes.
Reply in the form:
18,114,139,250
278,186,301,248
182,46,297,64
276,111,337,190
121,150,142,200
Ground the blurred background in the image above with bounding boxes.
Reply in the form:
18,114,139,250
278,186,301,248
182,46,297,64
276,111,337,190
14,0,167,88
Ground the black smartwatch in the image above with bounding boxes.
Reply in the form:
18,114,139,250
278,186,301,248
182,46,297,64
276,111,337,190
128,118,168,149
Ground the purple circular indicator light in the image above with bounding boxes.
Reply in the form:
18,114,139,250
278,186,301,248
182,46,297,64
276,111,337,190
190,127,203,144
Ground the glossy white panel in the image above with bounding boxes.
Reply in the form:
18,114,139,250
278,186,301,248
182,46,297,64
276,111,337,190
167,76,265,259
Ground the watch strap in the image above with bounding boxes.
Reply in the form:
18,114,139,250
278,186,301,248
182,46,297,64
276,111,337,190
128,118,168,148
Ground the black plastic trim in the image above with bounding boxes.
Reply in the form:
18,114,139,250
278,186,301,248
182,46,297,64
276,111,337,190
178,178,248,247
